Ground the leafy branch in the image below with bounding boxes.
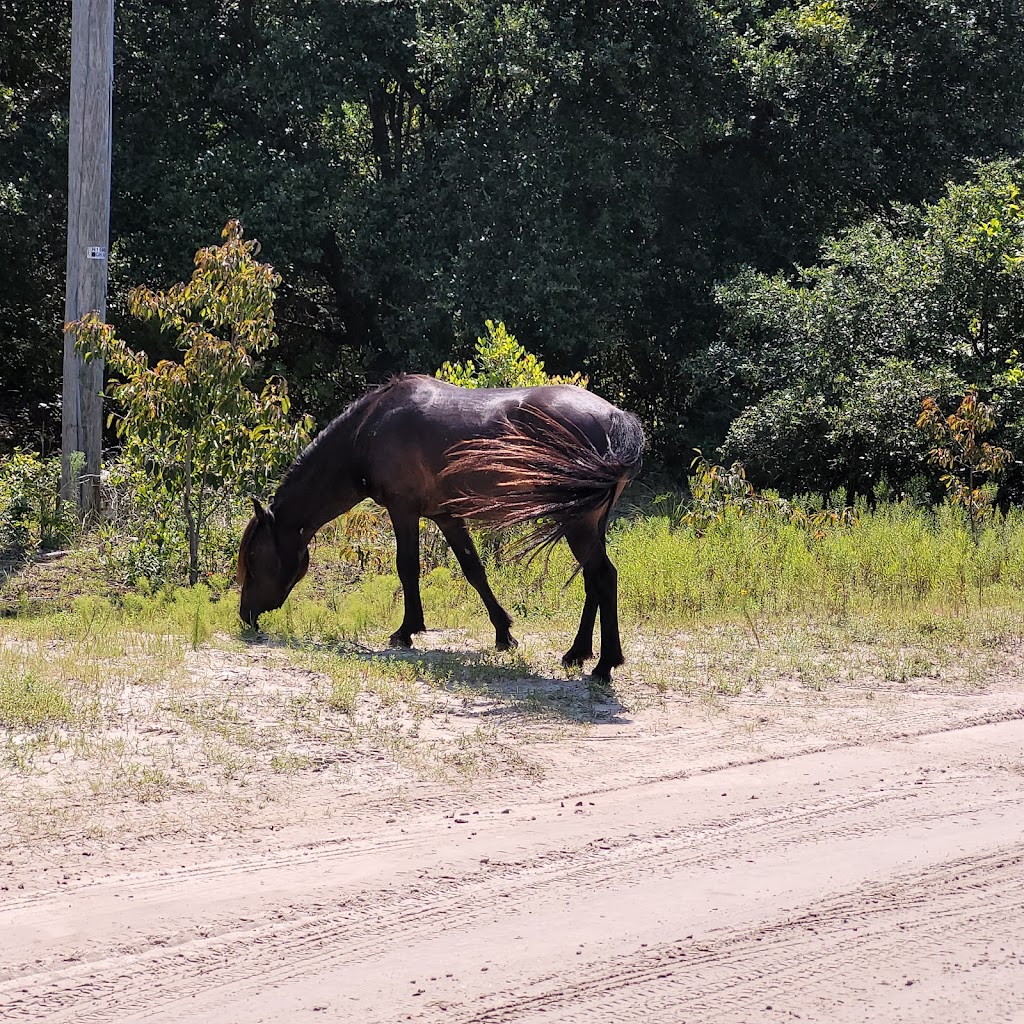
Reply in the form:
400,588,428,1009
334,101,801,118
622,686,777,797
917,389,1013,541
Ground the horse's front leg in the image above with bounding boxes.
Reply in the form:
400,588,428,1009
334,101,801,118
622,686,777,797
388,506,426,648
433,514,517,651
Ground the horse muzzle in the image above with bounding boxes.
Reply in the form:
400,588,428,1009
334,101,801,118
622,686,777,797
239,602,260,629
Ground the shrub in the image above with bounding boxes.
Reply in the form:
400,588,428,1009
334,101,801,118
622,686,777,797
437,320,587,389
716,161,1024,497
918,389,1013,540
0,450,80,554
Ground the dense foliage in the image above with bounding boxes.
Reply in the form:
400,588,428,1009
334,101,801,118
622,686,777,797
3,0,1024,490
717,163,1024,496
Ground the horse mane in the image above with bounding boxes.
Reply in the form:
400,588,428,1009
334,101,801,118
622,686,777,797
236,514,260,586
273,376,410,501
241,377,413,582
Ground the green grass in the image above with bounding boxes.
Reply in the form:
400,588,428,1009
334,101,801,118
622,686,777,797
2,499,1024,674
0,672,73,729
252,499,1024,646
606,502,1024,625
1,498,1023,821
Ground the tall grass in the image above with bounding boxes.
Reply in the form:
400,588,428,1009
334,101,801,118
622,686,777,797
238,499,1024,650
3,499,1024,648
612,502,1024,625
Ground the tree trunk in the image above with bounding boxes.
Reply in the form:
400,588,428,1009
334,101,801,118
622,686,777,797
184,431,199,585
368,82,394,181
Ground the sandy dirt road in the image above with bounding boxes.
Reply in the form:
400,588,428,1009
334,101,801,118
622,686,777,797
2,655,1024,1023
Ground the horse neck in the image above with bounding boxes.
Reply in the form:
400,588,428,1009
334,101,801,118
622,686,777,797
270,421,363,541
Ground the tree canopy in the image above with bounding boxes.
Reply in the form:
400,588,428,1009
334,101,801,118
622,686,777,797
3,0,1024,486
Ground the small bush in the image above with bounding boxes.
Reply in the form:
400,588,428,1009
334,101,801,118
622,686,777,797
0,450,81,554
437,320,587,389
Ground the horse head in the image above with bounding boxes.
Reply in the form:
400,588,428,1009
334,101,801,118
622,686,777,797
237,498,310,627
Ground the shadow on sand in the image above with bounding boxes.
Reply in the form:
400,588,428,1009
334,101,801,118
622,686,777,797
241,626,632,726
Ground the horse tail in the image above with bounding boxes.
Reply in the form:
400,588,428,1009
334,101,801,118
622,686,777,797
439,404,645,556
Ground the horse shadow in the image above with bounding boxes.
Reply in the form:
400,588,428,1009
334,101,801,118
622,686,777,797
243,628,633,726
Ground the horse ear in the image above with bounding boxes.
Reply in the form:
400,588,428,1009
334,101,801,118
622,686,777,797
252,497,269,524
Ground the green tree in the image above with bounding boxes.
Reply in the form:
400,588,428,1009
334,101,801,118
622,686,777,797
437,320,586,388
69,221,312,584
716,161,1024,496
0,0,71,446
5,0,1024,471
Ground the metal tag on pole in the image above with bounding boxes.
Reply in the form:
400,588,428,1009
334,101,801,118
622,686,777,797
62,0,113,512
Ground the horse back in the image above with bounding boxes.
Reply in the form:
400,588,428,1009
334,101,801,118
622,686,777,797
357,376,635,513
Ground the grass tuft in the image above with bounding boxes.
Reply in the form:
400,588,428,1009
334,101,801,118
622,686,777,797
0,672,73,729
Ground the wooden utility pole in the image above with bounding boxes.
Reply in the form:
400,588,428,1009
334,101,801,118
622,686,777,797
62,0,113,512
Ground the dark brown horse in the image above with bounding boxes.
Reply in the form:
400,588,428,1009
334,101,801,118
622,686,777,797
237,374,644,680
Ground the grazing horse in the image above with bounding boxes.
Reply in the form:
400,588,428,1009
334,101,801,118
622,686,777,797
237,374,644,681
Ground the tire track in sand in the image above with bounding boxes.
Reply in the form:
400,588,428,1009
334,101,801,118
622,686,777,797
449,849,1024,1024
2,719,1022,1023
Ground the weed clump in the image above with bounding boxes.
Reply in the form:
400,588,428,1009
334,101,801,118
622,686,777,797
0,672,73,729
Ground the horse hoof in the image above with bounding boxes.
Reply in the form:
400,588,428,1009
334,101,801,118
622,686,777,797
561,649,593,668
496,634,519,652
591,665,614,684
388,632,413,649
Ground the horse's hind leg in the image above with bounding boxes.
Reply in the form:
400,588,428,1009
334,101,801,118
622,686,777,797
388,506,426,648
564,518,623,683
562,585,597,669
433,515,517,650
